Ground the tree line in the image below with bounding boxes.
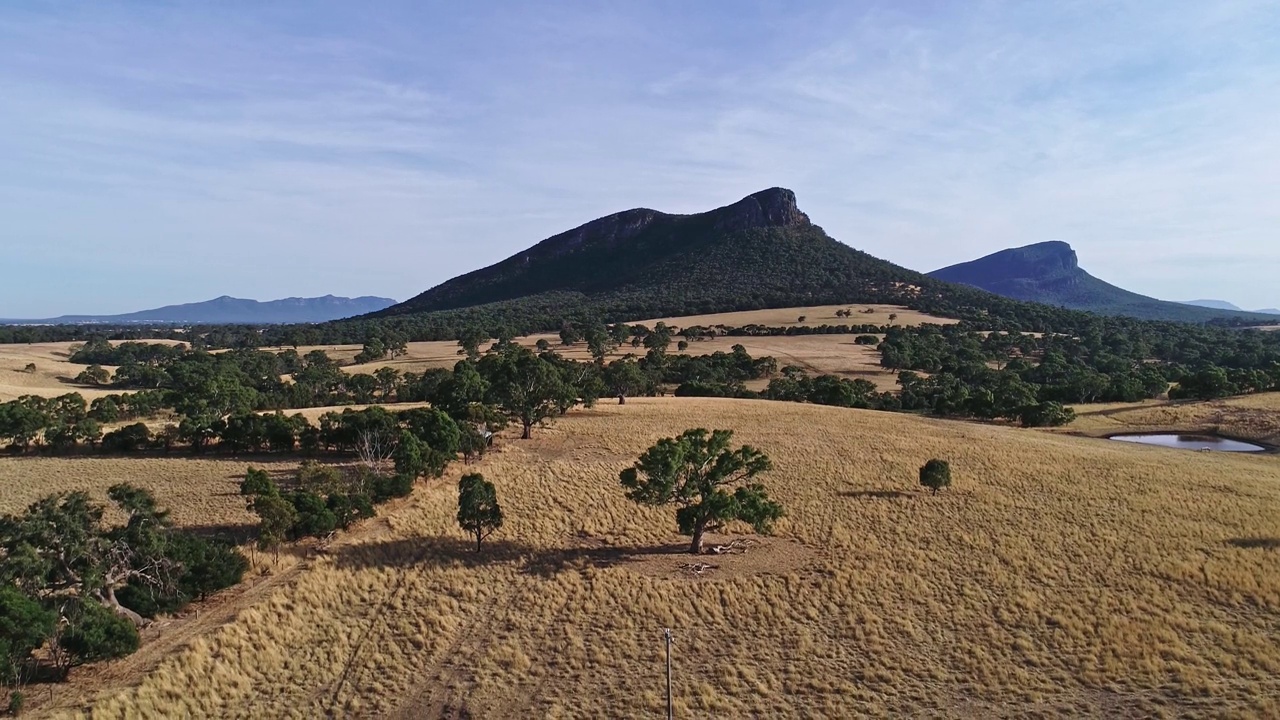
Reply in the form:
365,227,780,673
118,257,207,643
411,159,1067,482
1,486,248,704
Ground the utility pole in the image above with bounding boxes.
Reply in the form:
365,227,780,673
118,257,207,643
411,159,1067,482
664,628,674,720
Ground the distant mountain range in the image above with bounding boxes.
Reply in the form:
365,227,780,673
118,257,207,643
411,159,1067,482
1181,299,1280,315
2,295,397,325
928,242,1274,323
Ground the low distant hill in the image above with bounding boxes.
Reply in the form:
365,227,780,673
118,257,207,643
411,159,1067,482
1183,300,1280,316
1182,299,1243,312
928,242,1272,323
3,295,397,325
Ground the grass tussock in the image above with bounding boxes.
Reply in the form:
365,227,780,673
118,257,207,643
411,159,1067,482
33,397,1280,718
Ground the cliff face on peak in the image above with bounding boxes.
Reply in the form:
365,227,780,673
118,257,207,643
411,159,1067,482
711,187,810,232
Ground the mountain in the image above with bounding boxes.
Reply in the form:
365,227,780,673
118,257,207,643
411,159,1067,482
3,295,397,325
1183,300,1280,316
927,242,1272,323
1181,299,1243,311
376,188,970,325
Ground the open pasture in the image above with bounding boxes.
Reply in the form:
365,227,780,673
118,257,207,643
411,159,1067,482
0,342,121,402
43,397,1280,719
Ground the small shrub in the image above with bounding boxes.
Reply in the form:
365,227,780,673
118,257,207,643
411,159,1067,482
919,459,952,495
297,460,343,494
60,600,140,667
288,491,337,538
1018,401,1076,428
239,467,276,497
327,492,375,529
8,691,22,717
101,423,151,453
370,473,414,503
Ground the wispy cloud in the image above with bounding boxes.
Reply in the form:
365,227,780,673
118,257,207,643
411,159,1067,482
0,1,1277,316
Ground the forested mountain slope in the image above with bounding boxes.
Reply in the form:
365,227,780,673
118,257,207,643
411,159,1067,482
376,188,940,320
928,242,1270,323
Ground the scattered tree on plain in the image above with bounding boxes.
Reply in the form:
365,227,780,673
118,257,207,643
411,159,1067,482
620,428,783,554
479,346,570,439
919,459,952,495
456,473,503,552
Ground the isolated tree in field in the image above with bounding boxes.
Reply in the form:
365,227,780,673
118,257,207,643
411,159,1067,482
558,324,582,347
75,364,111,386
479,346,569,439
239,466,276,496
643,322,672,354
620,429,783,554
888,313,899,325
919,459,951,495
456,473,503,552
604,359,647,404
353,338,387,364
456,327,487,360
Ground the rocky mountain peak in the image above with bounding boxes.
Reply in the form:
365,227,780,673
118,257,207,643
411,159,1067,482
712,187,810,232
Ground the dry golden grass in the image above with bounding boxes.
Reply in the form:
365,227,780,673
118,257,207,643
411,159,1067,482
0,342,122,402
0,455,283,531
37,398,1280,719
1065,392,1280,446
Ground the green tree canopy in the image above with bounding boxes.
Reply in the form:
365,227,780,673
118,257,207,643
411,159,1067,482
619,428,782,554
456,473,503,552
919,459,952,495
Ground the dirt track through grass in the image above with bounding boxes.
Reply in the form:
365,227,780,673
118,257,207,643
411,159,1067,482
35,397,1280,719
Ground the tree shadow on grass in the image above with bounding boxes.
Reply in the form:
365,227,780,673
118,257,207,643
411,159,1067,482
183,522,259,545
333,535,687,578
838,489,912,499
1226,537,1280,550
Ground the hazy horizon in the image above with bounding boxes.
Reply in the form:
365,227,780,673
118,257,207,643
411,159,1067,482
3,1,1278,317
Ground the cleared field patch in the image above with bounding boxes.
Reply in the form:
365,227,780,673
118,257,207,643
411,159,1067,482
0,455,284,531
51,398,1280,718
0,341,122,402
300,334,896,391
634,303,957,329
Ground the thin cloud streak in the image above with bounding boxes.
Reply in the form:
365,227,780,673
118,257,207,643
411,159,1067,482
0,1,1277,316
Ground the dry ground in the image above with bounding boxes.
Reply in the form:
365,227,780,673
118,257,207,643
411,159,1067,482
311,335,898,391
0,455,287,531
0,342,120,402
31,397,1280,719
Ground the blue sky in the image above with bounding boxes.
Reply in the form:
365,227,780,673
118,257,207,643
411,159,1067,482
2,1,1278,317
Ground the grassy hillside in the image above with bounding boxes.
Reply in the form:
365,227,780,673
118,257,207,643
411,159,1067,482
45,398,1280,718
929,241,1272,323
